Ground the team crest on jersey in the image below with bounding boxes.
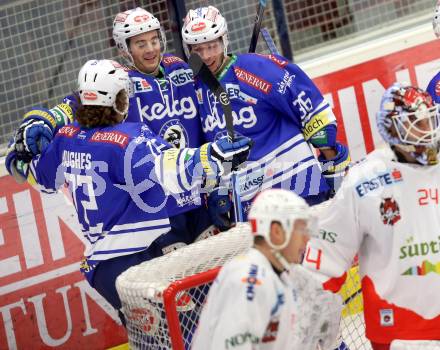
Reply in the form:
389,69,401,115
380,197,401,226
159,119,188,148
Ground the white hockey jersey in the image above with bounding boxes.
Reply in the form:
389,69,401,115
303,147,440,344
192,248,299,350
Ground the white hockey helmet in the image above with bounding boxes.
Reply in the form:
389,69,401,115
78,59,129,114
376,82,440,147
181,6,229,57
112,8,166,60
248,189,317,251
433,1,440,38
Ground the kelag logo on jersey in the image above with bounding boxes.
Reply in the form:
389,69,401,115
203,91,257,133
355,169,403,197
131,77,153,92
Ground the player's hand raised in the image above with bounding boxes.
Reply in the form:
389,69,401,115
206,135,252,176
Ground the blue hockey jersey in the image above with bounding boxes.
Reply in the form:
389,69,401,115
427,71,440,104
28,122,197,276
194,53,334,209
127,53,205,148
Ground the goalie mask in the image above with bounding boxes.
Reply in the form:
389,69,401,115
113,8,166,64
181,6,229,58
78,60,129,115
376,82,440,165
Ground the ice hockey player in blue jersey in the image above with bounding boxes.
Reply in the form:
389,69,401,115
181,6,351,218
5,59,252,324
11,7,226,245
112,7,204,149
427,2,440,104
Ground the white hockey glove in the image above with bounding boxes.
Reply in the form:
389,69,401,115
286,264,343,350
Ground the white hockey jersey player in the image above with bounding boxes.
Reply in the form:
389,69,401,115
192,248,301,350
303,146,440,344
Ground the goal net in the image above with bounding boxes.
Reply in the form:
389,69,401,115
116,223,370,350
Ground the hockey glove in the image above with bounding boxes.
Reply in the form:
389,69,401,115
16,103,74,161
196,135,252,178
5,139,34,184
207,187,233,232
318,142,351,194
14,118,53,162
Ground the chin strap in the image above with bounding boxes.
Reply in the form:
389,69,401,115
272,250,291,272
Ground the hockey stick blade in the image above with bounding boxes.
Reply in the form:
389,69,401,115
261,27,280,55
188,53,244,222
248,0,267,53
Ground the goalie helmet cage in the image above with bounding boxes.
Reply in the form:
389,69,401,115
116,224,370,350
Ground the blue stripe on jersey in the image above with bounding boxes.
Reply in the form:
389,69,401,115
108,223,170,235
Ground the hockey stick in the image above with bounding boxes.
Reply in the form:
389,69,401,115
248,0,267,53
261,27,280,55
188,53,244,222
343,287,362,305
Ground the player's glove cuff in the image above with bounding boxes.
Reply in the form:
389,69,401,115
318,142,351,192
23,104,74,132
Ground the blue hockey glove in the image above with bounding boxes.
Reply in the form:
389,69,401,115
16,102,74,162
14,118,53,162
207,187,232,232
318,142,351,193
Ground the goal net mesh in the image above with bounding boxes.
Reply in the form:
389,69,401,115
116,223,371,350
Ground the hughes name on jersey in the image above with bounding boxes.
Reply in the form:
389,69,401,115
303,147,440,343
128,53,205,149
27,122,203,283
195,53,334,208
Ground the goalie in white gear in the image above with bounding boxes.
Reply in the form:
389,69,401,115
192,189,342,350
303,83,440,350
